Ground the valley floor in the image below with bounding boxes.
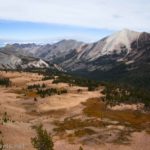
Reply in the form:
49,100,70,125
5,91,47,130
0,71,150,150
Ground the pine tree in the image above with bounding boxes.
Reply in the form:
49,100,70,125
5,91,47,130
31,124,54,150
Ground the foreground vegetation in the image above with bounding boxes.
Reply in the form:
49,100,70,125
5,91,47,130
31,125,54,150
0,77,11,87
0,131,4,150
31,124,84,150
0,139,4,150
0,69,150,149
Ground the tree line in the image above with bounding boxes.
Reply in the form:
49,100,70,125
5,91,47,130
102,83,150,110
27,84,67,98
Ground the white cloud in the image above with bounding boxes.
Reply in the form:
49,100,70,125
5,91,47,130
0,0,149,31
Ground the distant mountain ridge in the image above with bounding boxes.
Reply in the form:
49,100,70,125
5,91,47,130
0,50,49,69
0,29,150,88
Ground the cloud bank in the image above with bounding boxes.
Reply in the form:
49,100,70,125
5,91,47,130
0,0,149,31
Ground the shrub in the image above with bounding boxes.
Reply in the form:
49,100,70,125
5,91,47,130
0,77,11,87
0,139,4,150
2,112,9,123
79,146,83,150
31,124,54,150
37,88,67,98
27,84,46,90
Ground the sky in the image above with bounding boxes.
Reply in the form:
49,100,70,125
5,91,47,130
0,0,149,44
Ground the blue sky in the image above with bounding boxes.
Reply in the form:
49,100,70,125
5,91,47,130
0,20,113,43
0,0,149,44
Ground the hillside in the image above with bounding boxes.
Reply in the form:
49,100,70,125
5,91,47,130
1,29,150,88
0,71,150,150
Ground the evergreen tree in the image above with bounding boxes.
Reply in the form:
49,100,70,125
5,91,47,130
31,124,54,150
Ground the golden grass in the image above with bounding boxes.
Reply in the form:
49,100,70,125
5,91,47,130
28,109,67,118
103,110,150,129
53,118,104,133
6,88,38,98
82,98,106,118
6,88,25,95
82,98,150,130
74,128,96,137
26,91,37,98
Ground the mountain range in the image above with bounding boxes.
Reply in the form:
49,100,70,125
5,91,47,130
0,29,150,87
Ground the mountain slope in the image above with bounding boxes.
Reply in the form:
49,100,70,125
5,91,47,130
57,29,149,72
1,29,150,88
0,50,49,69
3,40,84,60
37,39,84,62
